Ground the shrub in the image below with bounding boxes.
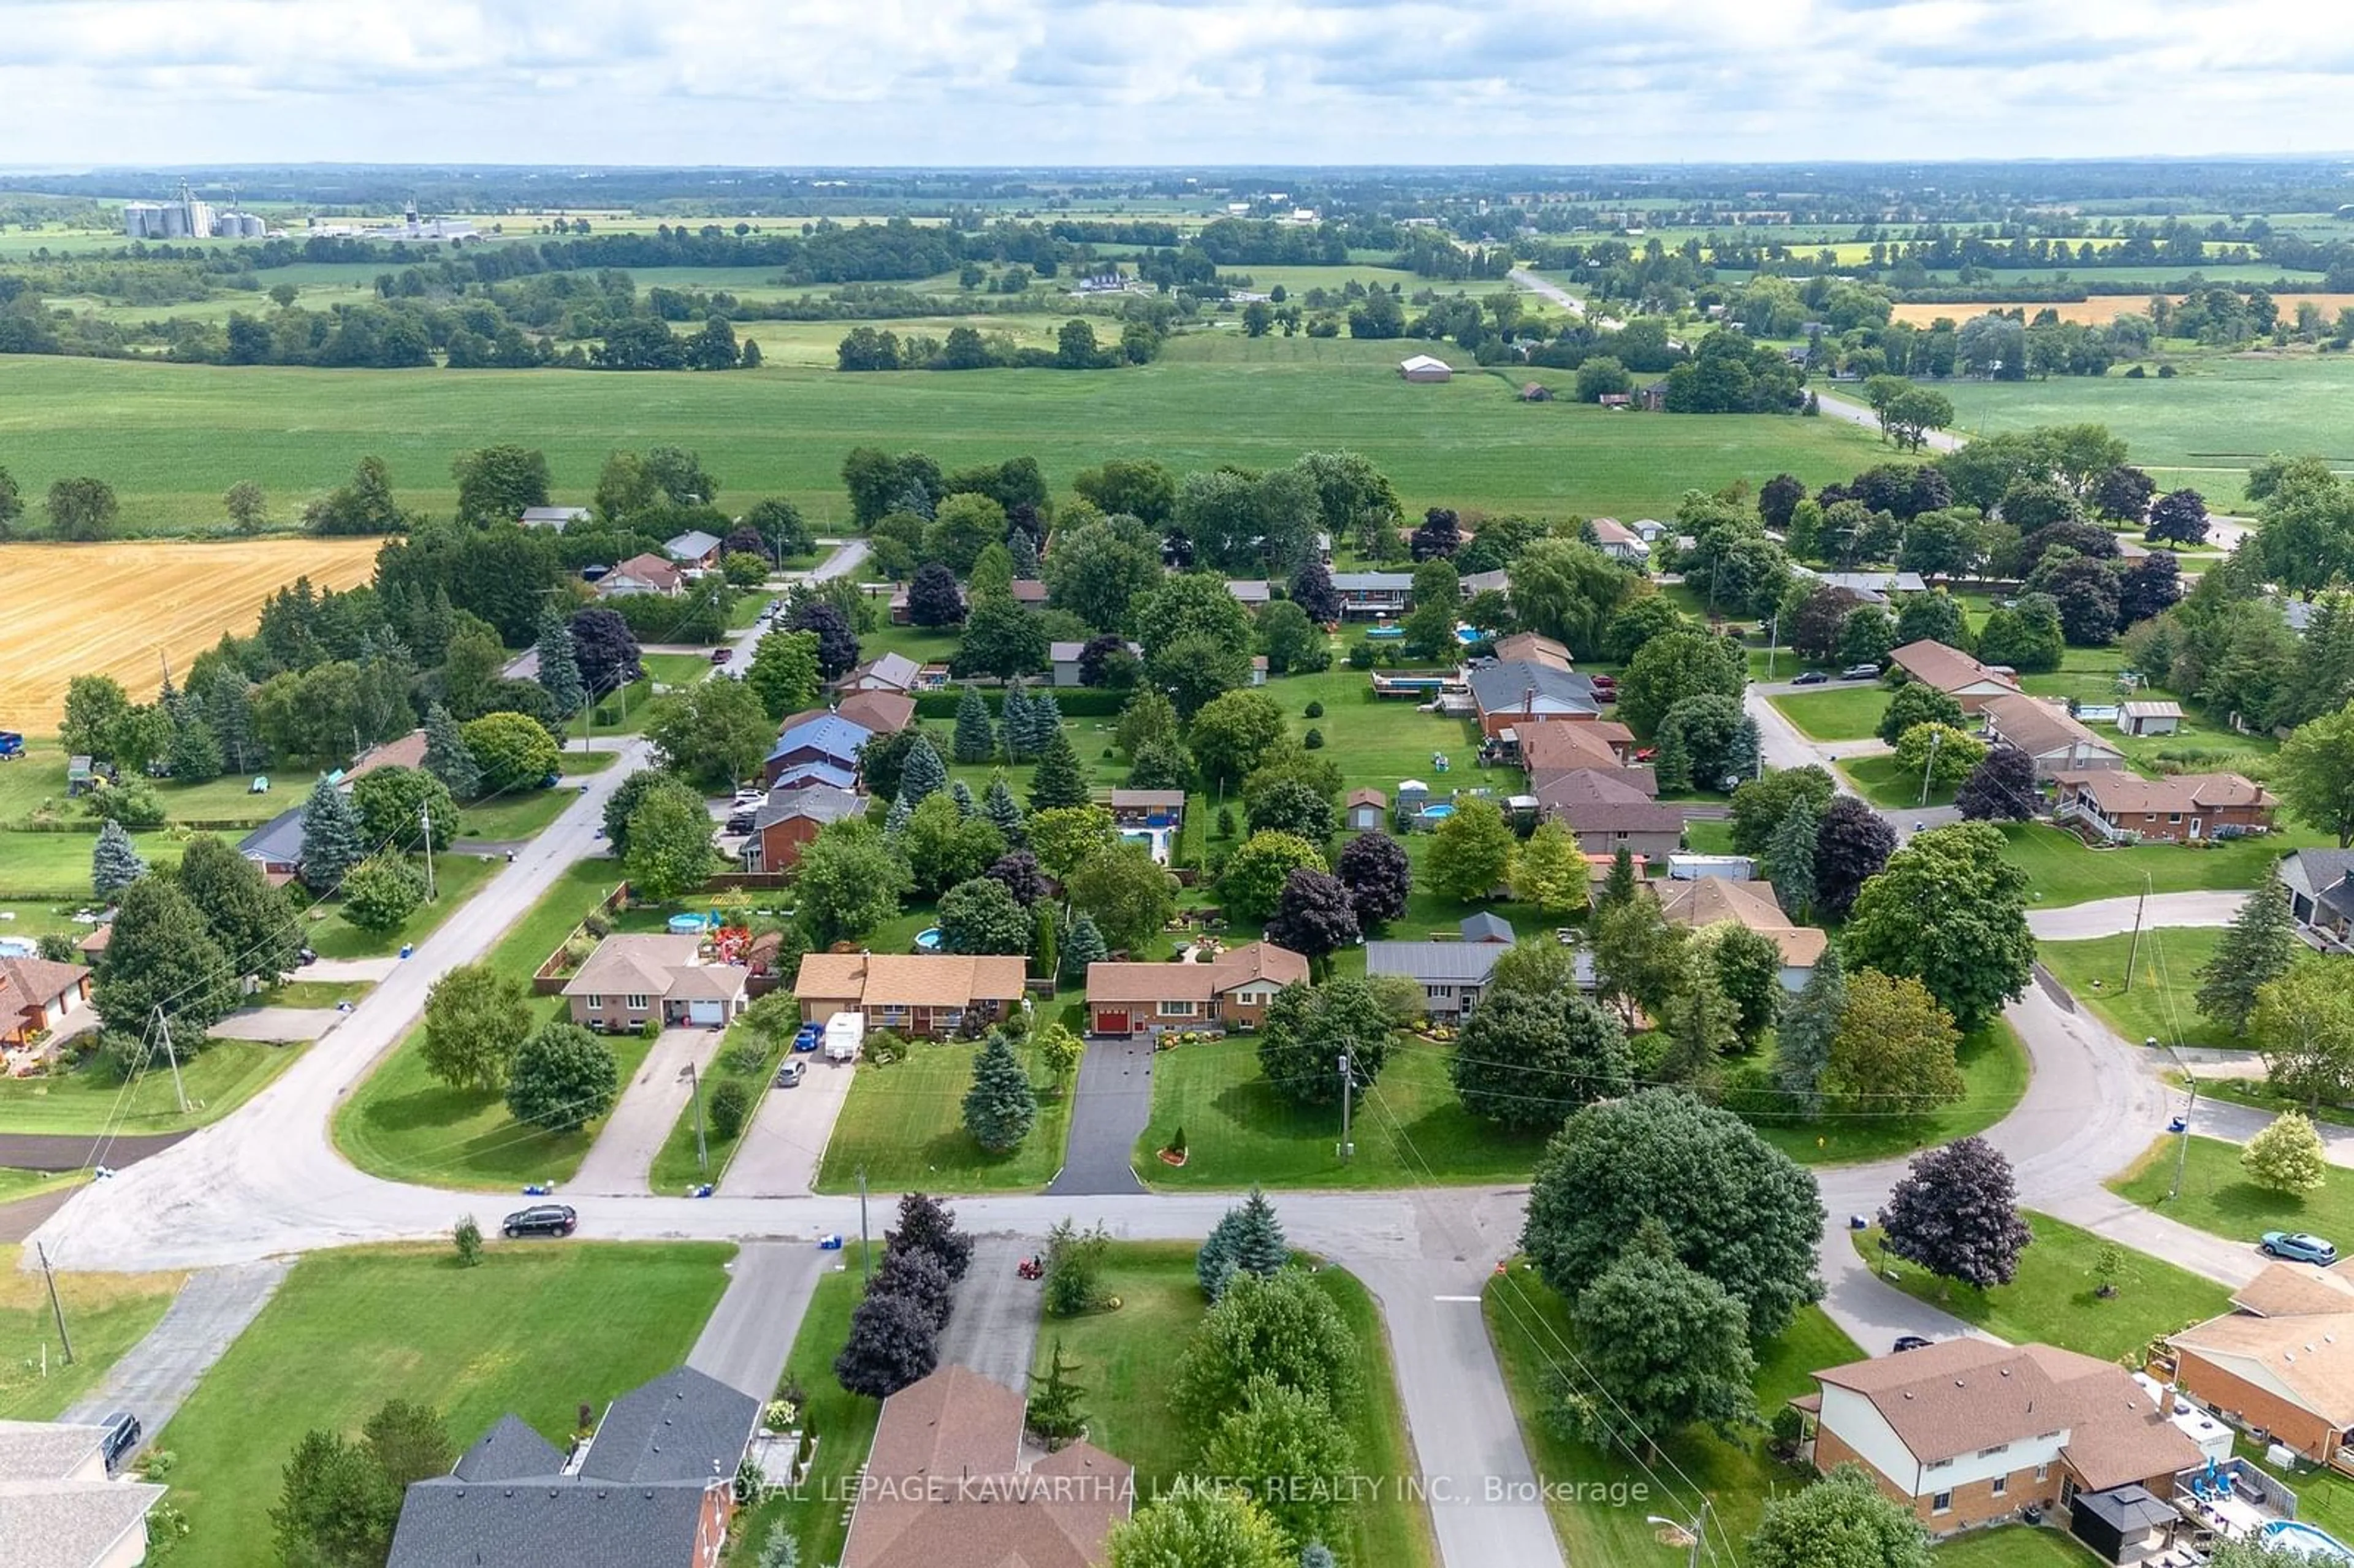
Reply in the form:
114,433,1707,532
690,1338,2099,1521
454,1214,484,1267
1304,701,1324,718
725,1038,768,1075
709,1077,752,1140
1303,728,1325,749
867,1031,907,1065
582,911,613,938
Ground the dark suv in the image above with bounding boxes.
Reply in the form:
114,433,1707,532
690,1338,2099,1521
501,1204,578,1239
99,1410,142,1472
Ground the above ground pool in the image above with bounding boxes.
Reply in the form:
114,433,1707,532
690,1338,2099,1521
915,927,943,953
1419,803,1457,820
666,913,708,935
2264,1521,2354,1562
0,937,35,959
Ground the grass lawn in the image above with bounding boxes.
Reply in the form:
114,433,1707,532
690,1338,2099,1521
1035,1243,1437,1568
1683,818,1737,856
1851,1211,2230,1362
647,1022,788,1192
1137,1036,1555,1190
1934,1526,2100,1564
1995,822,2317,908
2019,647,2130,708
1840,753,1955,811
725,1244,878,1568
157,1243,734,1568
0,1167,82,1203
151,774,292,827
2111,1133,2354,1249
256,979,372,1008
303,851,501,960
0,826,183,899
0,1040,305,1135
1486,1265,1859,1562
0,1245,186,1421
451,785,581,843
1748,1022,2032,1168
643,651,718,686
2035,928,2230,1049
1767,687,1889,742
814,1035,1073,1193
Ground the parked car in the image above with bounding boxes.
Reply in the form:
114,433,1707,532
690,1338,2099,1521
733,787,766,807
98,1411,141,1472
792,1023,823,1053
775,1060,806,1089
2261,1231,2339,1265
709,648,731,666
1838,663,1883,680
725,811,758,834
1792,670,1830,685
502,1204,579,1239
1892,1334,1933,1353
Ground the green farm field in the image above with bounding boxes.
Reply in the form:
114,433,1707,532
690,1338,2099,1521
0,349,1889,531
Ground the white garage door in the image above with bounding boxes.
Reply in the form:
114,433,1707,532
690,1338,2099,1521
688,1000,724,1026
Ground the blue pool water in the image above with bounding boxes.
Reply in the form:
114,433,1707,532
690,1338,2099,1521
1420,804,1457,820
1365,625,1404,640
2265,1521,2354,1562
666,913,708,935
915,927,943,952
1455,625,1483,645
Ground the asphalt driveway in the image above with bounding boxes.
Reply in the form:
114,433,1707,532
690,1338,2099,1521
573,1026,727,1196
1046,1035,1153,1195
721,1052,855,1196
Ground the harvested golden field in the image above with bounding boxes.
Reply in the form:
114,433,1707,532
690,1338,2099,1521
1886,298,2159,327
0,538,378,728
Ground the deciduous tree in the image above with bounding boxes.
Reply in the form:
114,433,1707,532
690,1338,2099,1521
2253,956,2354,1108
2244,1111,2329,1195
622,778,718,900
745,629,822,722
1552,1222,1757,1455
1425,796,1515,903
505,1021,618,1133
794,820,912,947
1826,969,1966,1114
1746,1464,1931,1568
1170,1268,1362,1428
1449,988,1632,1129
1813,796,1897,920
1107,1492,1290,1568
1257,978,1391,1107
834,1290,939,1399
1263,869,1358,964
462,712,562,796
1843,823,2034,1031
937,876,1031,956
421,962,532,1092
340,854,425,932
2277,700,2354,847
646,679,770,791
1878,1136,2033,1292
1335,830,1410,931
1065,840,1176,951
1198,1378,1360,1552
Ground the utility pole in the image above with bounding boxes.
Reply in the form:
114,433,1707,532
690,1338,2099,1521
1337,1051,1354,1163
1764,614,1778,680
151,1005,188,1116
34,1242,73,1365
2162,1038,2197,1203
856,1166,872,1284
689,1061,708,1176
1917,725,1942,808
419,801,436,901
2122,873,2151,994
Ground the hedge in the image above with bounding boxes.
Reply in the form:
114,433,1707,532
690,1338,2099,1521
912,687,1132,720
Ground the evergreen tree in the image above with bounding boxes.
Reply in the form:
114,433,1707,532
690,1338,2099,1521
1598,842,1639,910
534,605,585,717
981,774,1028,847
1764,799,1819,921
1656,967,1735,1092
1028,726,1092,810
1773,946,1845,1118
961,1030,1038,1152
1059,914,1108,983
1026,1339,1087,1449
2196,870,2300,1038
1009,530,1042,579
1652,725,1693,793
1032,690,1064,737
169,714,224,785
422,702,481,799
952,686,997,763
885,793,913,838
299,778,367,894
1724,715,1761,783
950,778,976,817
91,818,148,897
1002,682,1037,761
898,733,948,806
1226,1186,1290,1279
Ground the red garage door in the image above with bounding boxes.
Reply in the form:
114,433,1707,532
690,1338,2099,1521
1094,1009,1130,1035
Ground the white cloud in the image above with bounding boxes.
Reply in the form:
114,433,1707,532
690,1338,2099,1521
0,0,2345,165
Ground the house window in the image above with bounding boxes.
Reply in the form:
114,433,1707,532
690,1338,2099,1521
2168,812,2181,823
1991,1475,2008,1498
1976,1444,2007,1458
1930,1491,1952,1515
585,994,603,1008
2035,1463,2049,1483
1158,1000,1198,1018
625,993,650,1011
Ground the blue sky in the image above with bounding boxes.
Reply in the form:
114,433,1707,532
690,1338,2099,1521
1,0,2342,166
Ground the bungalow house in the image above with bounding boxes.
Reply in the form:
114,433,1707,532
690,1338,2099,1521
2166,1262,2354,1465
793,953,1028,1040
0,957,94,1046
1889,639,2022,714
1107,790,1184,829
2117,700,2184,737
1225,579,1272,609
1365,915,1539,1019
836,651,923,696
236,804,308,886
1794,566,1929,607
1458,568,1512,601
1587,518,1650,567
2054,771,2276,845
562,935,749,1032
389,1366,760,1568
1534,769,1685,859
662,530,724,569
2279,848,2354,953
839,1365,1132,1568
1978,695,2125,782
0,1417,169,1568
1518,720,1650,794
833,691,916,736
762,714,873,788
1652,877,1826,989
1796,1339,2203,1543
1345,788,1388,831
1084,942,1308,1037
1332,571,1415,620
340,726,430,785
1488,631,1572,671
743,784,868,873
1468,661,1605,739
597,552,687,598
517,505,589,531
1398,354,1453,382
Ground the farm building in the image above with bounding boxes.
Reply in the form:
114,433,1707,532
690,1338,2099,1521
1398,354,1453,382
2116,700,2183,736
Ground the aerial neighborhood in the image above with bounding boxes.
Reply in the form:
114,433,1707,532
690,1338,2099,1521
4,149,2354,1568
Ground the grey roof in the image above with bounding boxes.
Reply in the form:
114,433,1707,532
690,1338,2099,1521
2285,848,2354,920
844,651,922,690
663,529,723,561
238,802,308,866
1459,568,1512,596
0,1419,105,1477
519,506,588,528
1466,661,1600,718
452,1414,565,1482
1365,941,1509,985
1331,571,1415,593
388,1477,709,1568
1459,912,1515,943
1050,641,1086,662
2072,1483,2176,1534
0,1477,167,1568
752,783,867,833
576,1366,758,1485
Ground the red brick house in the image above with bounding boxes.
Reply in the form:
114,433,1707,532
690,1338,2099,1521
2165,1262,2354,1464
743,784,867,873
561,935,749,1032
793,953,1027,1039
0,957,93,1046
2054,771,2276,845
1083,942,1308,1037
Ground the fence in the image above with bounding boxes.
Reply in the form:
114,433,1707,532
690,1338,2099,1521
529,880,632,995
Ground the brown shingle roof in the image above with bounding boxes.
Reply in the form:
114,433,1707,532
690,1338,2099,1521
792,953,1028,1010
1891,639,2021,696
2172,1307,2354,1430
343,728,430,782
2230,1262,2354,1319
608,552,684,592
1979,695,2119,761
1086,943,1305,1006
1346,788,1388,809
559,935,716,1001
1490,632,1572,671
1534,770,1685,832
836,691,917,735
2058,771,2276,816
1652,880,1828,968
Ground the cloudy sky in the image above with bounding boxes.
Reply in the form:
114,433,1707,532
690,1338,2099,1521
0,0,2341,167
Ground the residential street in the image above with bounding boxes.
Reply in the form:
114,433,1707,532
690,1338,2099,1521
571,1024,728,1196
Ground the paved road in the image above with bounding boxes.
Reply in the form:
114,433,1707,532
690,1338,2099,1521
687,1242,823,1401
574,1026,729,1196
61,1258,292,1451
1048,1037,1153,1196
0,1130,186,1174
937,1235,1043,1393
2027,889,2249,940
722,1054,855,1197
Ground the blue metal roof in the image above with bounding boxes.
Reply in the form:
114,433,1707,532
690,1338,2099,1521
766,714,872,766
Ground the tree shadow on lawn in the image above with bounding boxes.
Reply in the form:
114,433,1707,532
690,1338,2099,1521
351,1083,589,1179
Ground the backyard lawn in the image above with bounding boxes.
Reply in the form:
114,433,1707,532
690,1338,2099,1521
0,1040,305,1136
1037,1243,1438,1568
1996,822,2312,908
1934,1526,2099,1564
0,1245,185,1421
2035,928,2231,1049
1767,686,1889,742
1853,1211,2230,1361
813,1034,1074,1193
0,826,184,899
156,1243,734,1568
1486,1265,1858,1562
2112,1133,2354,1250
